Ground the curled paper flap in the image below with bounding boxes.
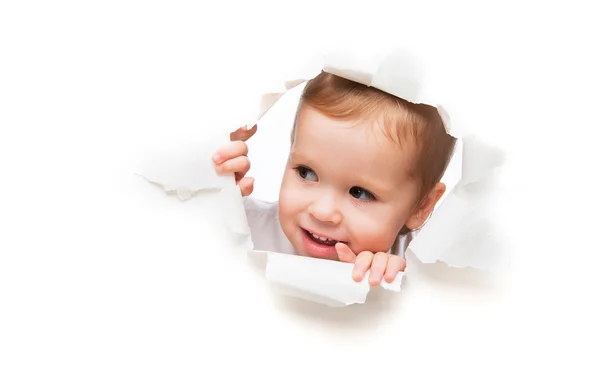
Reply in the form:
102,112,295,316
407,136,507,270
370,51,423,102
324,51,426,102
253,50,450,139
135,141,231,201
436,104,453,136
246,79,309,132
323,51,381,86
284,79,307,90
257,92,287,122
260,251,402,307
460,134,506,185
219,185,250,236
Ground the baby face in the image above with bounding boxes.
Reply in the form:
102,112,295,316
278,105,421,261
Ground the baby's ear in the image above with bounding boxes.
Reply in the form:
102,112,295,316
405,182,446,230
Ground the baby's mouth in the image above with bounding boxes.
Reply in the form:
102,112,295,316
302,228,346,247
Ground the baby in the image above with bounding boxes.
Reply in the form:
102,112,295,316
213,71,456,286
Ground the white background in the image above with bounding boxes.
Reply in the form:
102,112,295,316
1,1,599,372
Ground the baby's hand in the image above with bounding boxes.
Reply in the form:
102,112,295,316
212,125,257,197
335,243,406,286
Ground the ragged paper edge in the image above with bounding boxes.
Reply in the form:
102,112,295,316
322,51,508,270
248,50,508,271
137,49,507,306
248,250,402,307
134,133,235,201
323,50,454,136
135,133,403,306
406,135,508,270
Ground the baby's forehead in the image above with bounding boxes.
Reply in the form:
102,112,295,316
293,76,455,196
293,108,417,183
295,105,418,156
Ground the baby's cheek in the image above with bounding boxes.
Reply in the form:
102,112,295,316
278,174,296,207
353,239,393,255
349,221,399,255
278,174,305,225
278,194,296,226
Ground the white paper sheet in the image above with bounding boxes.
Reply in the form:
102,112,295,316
260,251,402,307
136,49,507,306
136,138,403,306
135,134,232,201
407,135,507,270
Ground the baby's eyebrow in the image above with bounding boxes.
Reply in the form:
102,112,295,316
358,168,412,195
289,151,316,164
354,176,395,196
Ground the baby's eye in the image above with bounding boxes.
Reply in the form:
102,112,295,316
349,186,375,201
296,166,318,181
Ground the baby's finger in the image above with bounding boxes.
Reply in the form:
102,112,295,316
368,252,389,286
215,155,251,177
384,255,406,283
335,242,356,263
213,141,248,164
238,177,255,197
352,251,374,282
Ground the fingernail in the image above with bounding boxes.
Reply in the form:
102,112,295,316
212,154,221,162
371,275,382,286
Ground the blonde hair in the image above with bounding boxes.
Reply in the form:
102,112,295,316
292,71,457,237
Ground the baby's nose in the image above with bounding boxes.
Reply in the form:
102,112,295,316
308,196,342,225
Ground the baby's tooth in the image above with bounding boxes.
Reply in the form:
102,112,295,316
308,231,338,244
311,232,327,242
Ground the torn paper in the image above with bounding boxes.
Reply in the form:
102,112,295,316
135,138,253,239
254,251,402,307
136,49,507,306
322,51,507,270
136,140,404,306
323,50,453,135
407,135,507,270
135,135,233,201
137,143,400,306
460,134,506,185
256,79,308,123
